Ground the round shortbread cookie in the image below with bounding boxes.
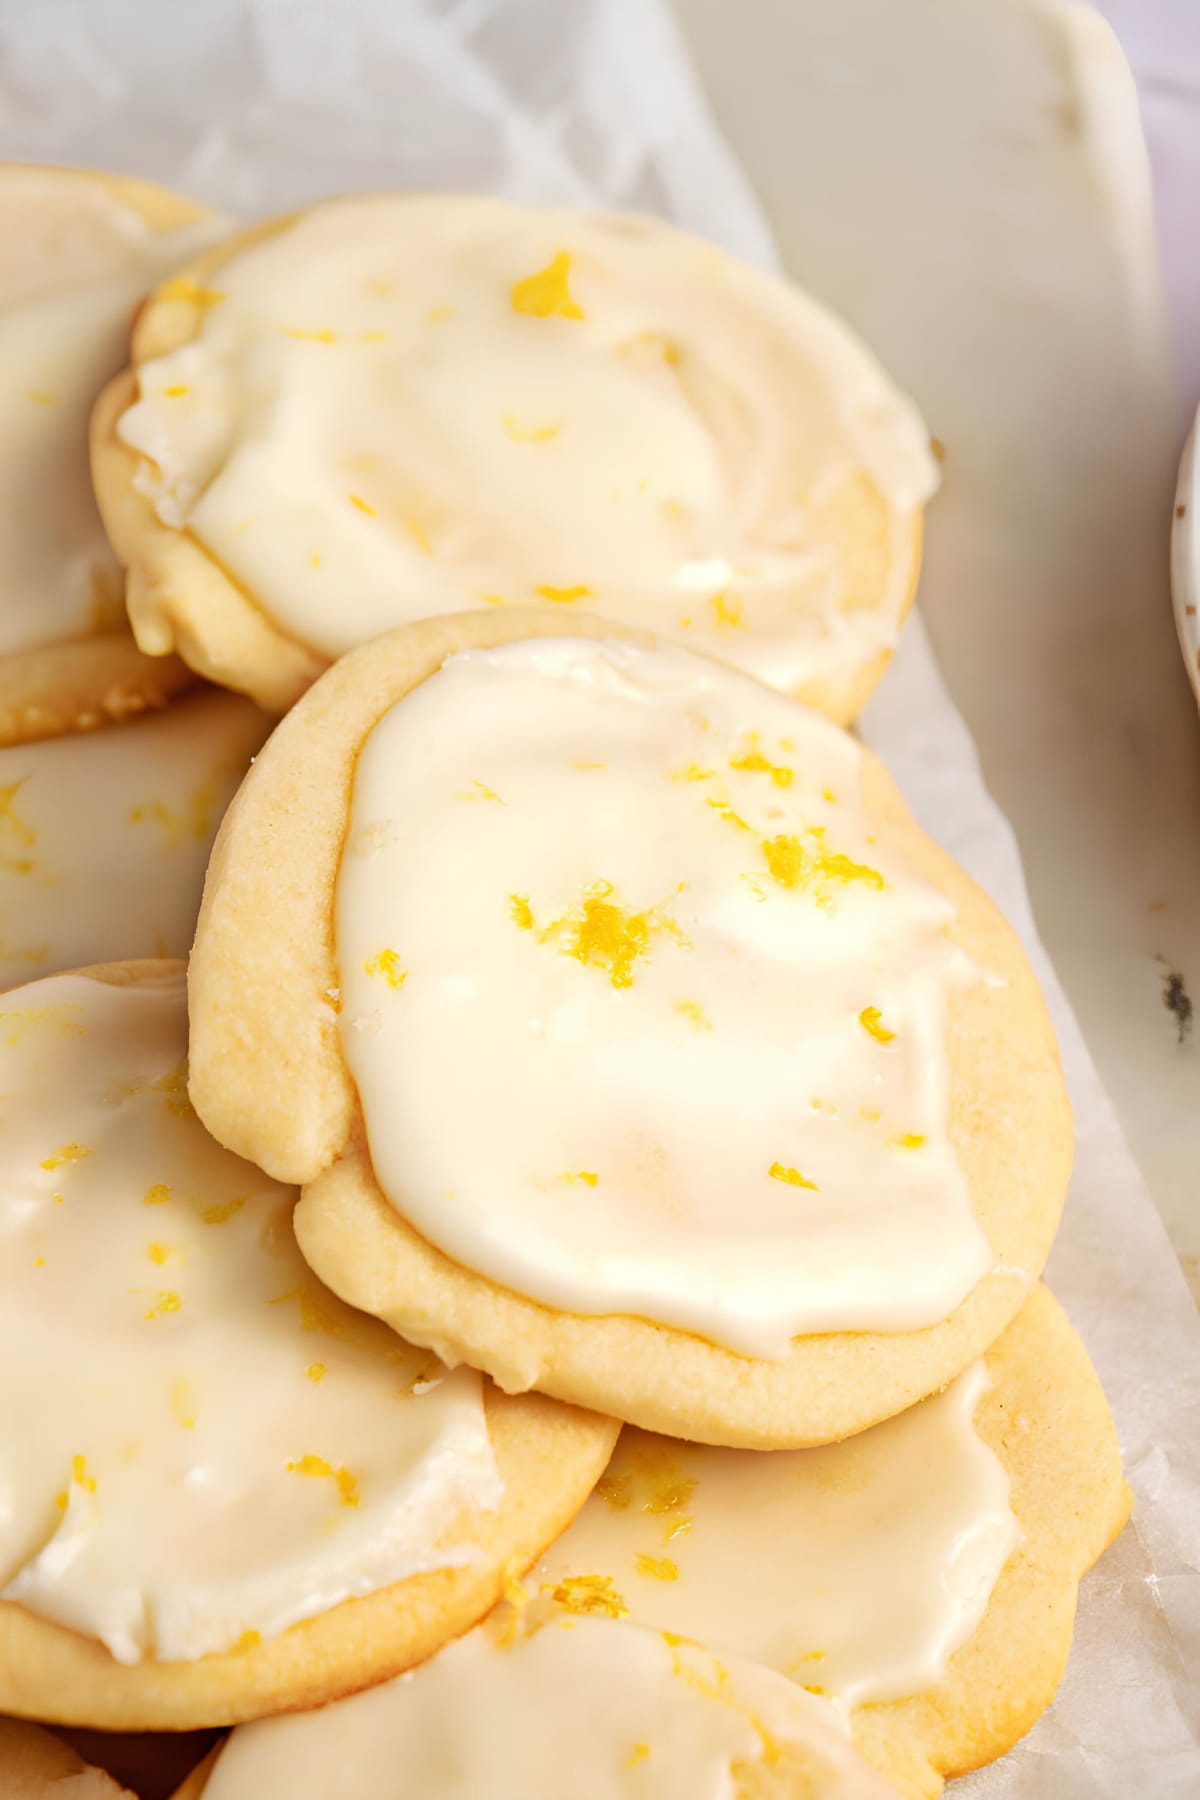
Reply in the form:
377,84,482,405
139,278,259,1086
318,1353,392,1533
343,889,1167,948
0,686,270,994
170,1286,1127,1800
0,962,617,1732
89,193,936,722
188,611,1072,1448
0,165,221,745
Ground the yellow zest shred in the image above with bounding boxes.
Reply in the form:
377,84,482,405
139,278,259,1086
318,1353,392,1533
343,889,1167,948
144,1183,171,1206
157,276,226,309
768,1161,818,1191
761,832,884,900
502,413,562,443
822,787,837,804
674,999,712,1031
596,1471,632,1510
634,1553,680,1582
269,1285,353,1342
458,778,504,803
169,1378,196,1429
535,583,592,604
201,1196,245,1225
306,1362,327,1384
145,1291,182,1321
335,1467,360,1508
0,1003,83,1047
25,389,56,405
706,795,753,833
510,251,585,320
129,783,218,849
890,1133,927,1150
287,1453,332,1478
39,1142,90,1172
553,880,688,990
232,1630,262,1653
858,1005,896,1044
730,747,793,788
364,948,407,989
670,763,715,783
510,893,535,931
626,1745,652,1769
348,493,376,516
710,590,745,630
541,1573,628,1619
561,1170,599,1187
148,1242,172,1266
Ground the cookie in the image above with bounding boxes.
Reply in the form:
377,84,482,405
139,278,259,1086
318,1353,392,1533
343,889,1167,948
528,1283,1128,1796
0,687,270,993
188,611,1071,1447
90,194,937,721
0,166,223,746
171,1628,900,1800
0,1717,132,1797
171,1286,1126,1800
0,964,617,1730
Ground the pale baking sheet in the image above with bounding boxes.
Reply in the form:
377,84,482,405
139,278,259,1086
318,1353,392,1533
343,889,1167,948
0,0,1195,1793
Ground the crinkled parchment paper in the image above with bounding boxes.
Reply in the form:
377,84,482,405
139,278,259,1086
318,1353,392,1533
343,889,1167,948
0,0,1194,1791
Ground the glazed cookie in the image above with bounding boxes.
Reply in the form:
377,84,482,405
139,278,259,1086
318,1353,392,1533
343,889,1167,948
173,1286,1126,1800
171,1628,900,1800
0,964,617,1730
0,1717,132,1797
189,611,1072,1447
0,166,224,745
91,193,937,720
0,687,270,993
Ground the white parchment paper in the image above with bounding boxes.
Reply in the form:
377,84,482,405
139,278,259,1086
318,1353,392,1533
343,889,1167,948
0,0,1195,1791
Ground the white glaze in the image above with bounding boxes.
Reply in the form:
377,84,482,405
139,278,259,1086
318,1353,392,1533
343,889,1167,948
0,971,500,1664
116,193,937,695
0,168,220,658
336,637,991,1357
533,1360,1018,1710
200,1616,899,1800
0,689,269,992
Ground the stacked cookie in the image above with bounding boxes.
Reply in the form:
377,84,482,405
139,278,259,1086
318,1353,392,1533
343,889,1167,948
0,177,1127,1800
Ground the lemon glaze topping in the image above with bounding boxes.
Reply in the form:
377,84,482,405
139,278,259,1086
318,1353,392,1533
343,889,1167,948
116,194,936,696
337,637,989,1356
0,972,501,1664
196,1615,897,1800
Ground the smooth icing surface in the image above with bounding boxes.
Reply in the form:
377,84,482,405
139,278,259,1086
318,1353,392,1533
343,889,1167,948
0,688,269,992
201,1616,899,1800
532,1360,1018,1711
0,169,220,658
0,972,500,1664
336,638,991,1357
117,193,937,693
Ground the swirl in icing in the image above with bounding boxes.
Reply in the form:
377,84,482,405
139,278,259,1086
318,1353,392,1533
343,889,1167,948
197,1616,900,1800
335,637,992,1356
0,971,501,1665
116,194,937,696
0,689,270,992
0,168,220,659
533,1359,1018,1711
